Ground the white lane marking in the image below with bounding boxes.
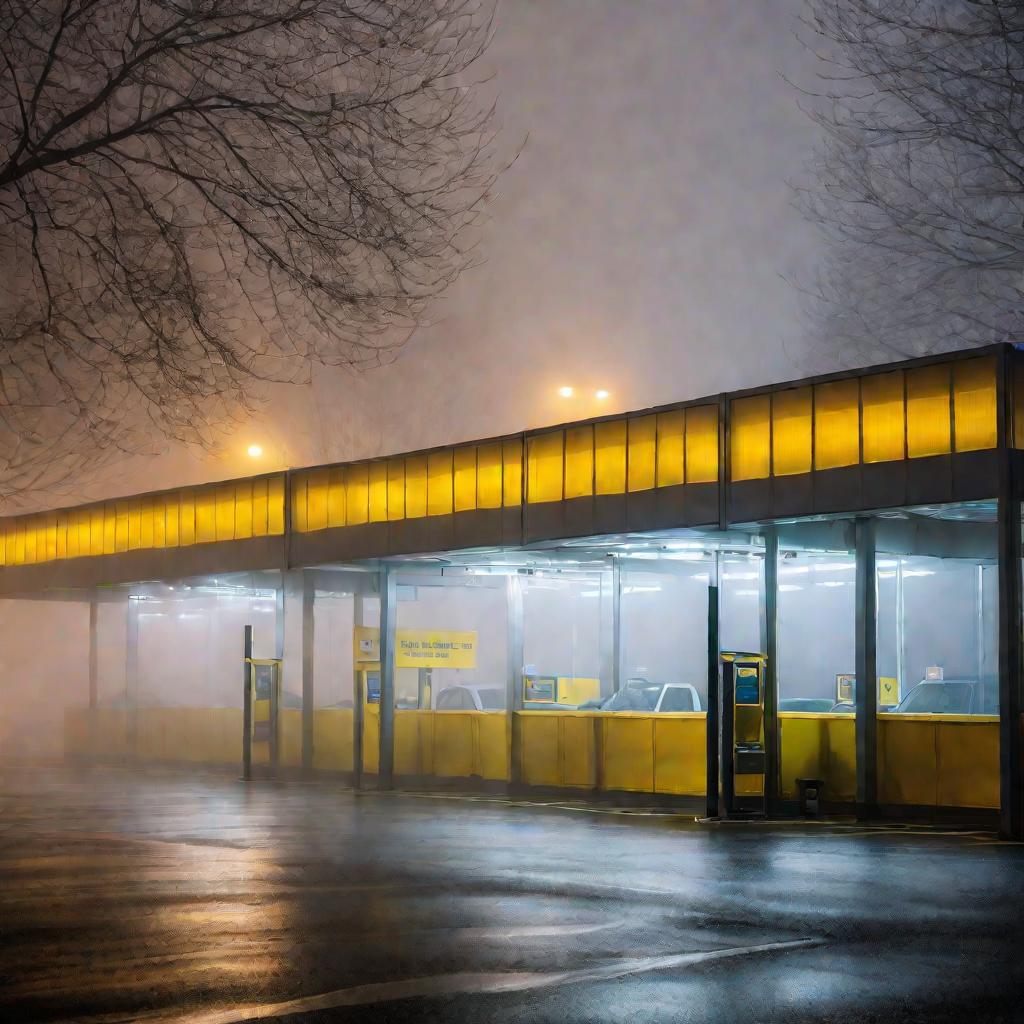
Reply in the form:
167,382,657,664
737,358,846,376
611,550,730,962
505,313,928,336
80,937,823,1024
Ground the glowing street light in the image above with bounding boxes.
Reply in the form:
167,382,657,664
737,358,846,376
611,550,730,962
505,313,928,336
595,389,610,400
247,444,263,459
558,386,574,398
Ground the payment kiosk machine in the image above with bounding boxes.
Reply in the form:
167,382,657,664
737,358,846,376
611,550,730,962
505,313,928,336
720,652,768,817
245,657,281,778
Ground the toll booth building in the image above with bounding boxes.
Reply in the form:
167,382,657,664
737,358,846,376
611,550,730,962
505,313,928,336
7,343,1024,837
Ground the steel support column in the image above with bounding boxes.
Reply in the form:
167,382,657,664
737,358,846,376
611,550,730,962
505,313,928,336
855,517,878,817
301,570,315,775
506,573,524,785
998,493,1023,839
126,593,139,761
242,624,253,781
377,567,397,789
352,592,365,790
705,579,720,819
762,529,779,811
611,557,623,692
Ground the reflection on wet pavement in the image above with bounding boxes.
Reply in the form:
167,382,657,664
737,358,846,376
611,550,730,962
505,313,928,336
0,766,1022,1023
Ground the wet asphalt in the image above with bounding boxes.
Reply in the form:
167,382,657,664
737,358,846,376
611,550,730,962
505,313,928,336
0,765,1023,1023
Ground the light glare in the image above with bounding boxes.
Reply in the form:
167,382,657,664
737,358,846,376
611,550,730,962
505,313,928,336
247,444,263,458
558,386,574,398
595,389,610,399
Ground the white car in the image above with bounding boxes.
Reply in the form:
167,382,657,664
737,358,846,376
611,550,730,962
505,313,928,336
433,684,505,711
598,681,702,713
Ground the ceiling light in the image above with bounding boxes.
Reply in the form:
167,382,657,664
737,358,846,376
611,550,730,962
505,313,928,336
558,386,574,398
247,444,263,458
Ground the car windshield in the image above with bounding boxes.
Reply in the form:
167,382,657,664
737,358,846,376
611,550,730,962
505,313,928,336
477,688,505,710
659,687,696,712
898,682,973,714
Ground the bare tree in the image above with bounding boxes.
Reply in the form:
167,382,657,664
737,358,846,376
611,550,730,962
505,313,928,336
0,0,499,500
797,0,1024,365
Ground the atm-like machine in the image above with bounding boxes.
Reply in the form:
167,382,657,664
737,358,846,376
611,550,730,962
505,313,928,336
245,657,281,777
719,651,768,817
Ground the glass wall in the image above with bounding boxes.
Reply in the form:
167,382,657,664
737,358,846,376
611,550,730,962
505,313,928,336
778,549,855,712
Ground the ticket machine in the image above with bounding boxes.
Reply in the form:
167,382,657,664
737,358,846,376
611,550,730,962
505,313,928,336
246,658,281,776
720,652,767,817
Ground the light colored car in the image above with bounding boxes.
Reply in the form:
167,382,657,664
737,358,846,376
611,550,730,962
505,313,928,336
433,684,505,711
894,679,984,715
599,682,702,713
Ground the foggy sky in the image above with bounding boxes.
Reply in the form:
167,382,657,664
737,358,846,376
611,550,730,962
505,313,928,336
69,0,826,505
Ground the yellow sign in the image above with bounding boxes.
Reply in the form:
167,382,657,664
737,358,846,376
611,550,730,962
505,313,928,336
396,630,477,669
878,676,899,707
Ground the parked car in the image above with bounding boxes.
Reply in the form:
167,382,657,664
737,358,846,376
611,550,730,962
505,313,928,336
829,701,855,714
778,698,836,713
597,681,702,713
433,684,505,711
893,679,985,715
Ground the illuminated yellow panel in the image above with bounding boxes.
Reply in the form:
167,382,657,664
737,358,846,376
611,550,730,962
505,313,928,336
627,415,657,492
477,444,503,509
686,405,719,483
44,514,57,562
595,419,627,494
345,464,369,525
862,371,905,463
771,388,811,476
730,396,770,481
387,459,406,521
151,496,166,548
140,498,155,549
234,481,253,540
114,501,130,553
368,462,388,523
405,456,428,518
249,479,267,538
56,512,68,560
100,504,114,554
179,491,196,546
527,431,564,503
13,520,25,564
64,510,79,560
502,440,523,506
195,489,216,544
24,518,37,564
656,410,685,487
564,426,594,499
814,379,860,470
953,356,997,452
427,451,453,516
907,364,951,457
327,467,346,527
307,469,330,532
291,473,308,533
83,506,98,556
127,499,142,550
267,475,286,534
215,484,236,541
454,447,477,512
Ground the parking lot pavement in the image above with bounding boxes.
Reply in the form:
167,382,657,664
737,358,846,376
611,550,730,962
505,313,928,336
1,765,1022,1024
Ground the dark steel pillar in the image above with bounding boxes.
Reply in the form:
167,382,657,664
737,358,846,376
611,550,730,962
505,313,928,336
126,594,139,762
506,573,524,785
998,493,1023,839
855,517,878,817
377,567,396,789
242,624,253,781
301,570,315,776
762,529,779,811
352,592,365,790
705,581,720,819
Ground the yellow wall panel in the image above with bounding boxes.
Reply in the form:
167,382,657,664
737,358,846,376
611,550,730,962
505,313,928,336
772,387,811,476
427,451,453,516
179,491,196,547
291,474,309,533
518,713,561,786
66,515,80,561
267,475,286,534
601,715,655,792
656,410,685,487
250,479,268,537
730,395,770,481
477,713,510,781
127,499,142,550
453,447,477,512
654,715,706,795
502,440,523,507
564,426,594,499
595,419,627,495
387,459,406,521
313,708,354,772
527,431,564,503
936,719,999,809
113,500,129,553
23,519,37,564
89,506,104,555
139,498,154,550
953,356,997,453
368,462,388,523
477,443,503,509
234,481,253,540
878,717,938,806
432,713,476,777
559,714,597,788
215,484,236,541
862,371,905,463
55,512,68,560
814,379,859,470
906,364,951,458
195,489,216,544
345,464,369,525
306,469,330,532
393,710,424,775
327,467,346,527
405,456,428,519
778,713,856,802
44,514,57,561
627,415,657,492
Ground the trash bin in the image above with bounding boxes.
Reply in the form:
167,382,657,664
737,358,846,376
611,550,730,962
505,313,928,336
797,777,823,816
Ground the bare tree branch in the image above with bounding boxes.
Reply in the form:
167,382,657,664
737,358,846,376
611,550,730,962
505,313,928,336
0,0,501,503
